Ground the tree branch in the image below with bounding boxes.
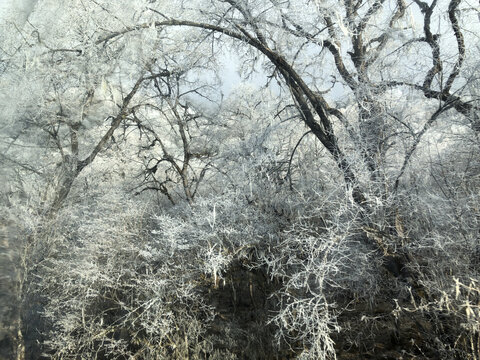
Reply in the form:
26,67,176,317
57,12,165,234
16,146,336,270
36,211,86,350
394,101,456,192
444,0,465,93
77,75,145,172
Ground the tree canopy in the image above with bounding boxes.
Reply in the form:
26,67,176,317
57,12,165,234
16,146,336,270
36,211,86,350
1,0,480,359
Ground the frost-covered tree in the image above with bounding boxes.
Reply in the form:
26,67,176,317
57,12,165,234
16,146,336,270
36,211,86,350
1,0,480,359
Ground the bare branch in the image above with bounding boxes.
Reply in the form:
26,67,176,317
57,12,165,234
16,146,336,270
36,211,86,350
444,0,465,93
394,100,457,192
78,74,145,172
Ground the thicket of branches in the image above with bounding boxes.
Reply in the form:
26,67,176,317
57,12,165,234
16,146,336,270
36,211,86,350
1,0,479,359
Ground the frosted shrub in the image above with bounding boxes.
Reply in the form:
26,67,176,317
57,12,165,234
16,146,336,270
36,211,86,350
37,188,286,358
38,196,215,359
259,192,381,360
154,191,284,285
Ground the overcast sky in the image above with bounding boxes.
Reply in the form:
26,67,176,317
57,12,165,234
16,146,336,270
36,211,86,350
0,0,37,25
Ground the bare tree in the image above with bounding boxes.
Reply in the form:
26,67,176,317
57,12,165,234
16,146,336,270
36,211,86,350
2,1,480,359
